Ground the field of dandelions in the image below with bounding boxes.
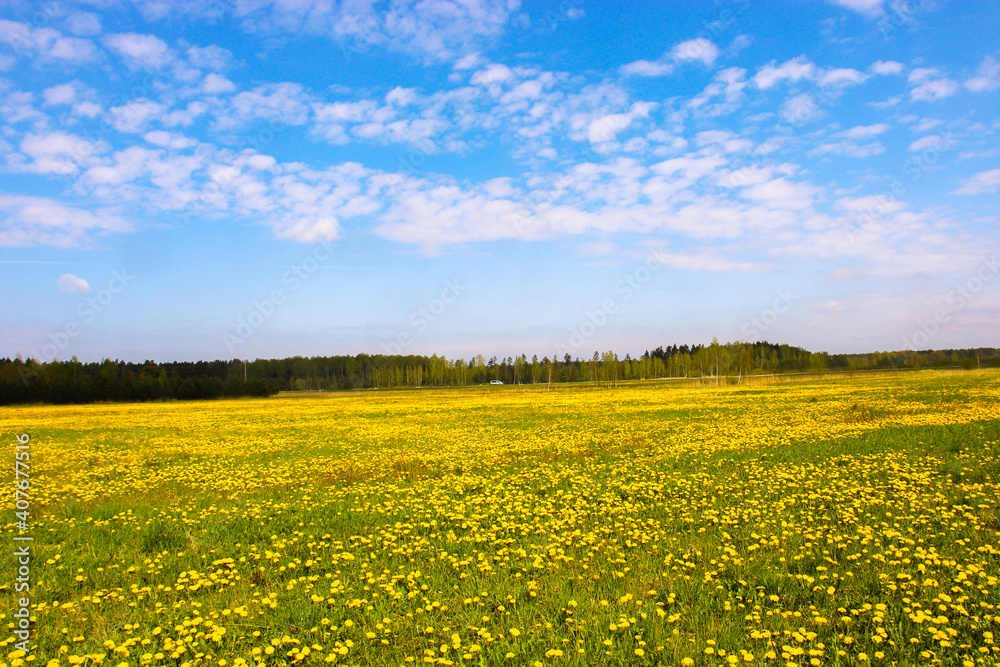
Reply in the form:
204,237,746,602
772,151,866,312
2,370,999,667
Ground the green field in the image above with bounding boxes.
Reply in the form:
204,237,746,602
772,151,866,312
2,370,1000,666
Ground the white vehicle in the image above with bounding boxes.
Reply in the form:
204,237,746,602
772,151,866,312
490,380,503,385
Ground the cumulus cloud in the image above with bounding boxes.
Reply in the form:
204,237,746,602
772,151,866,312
649,249,764,272
619,38,720,77
907,135,947,152
870,60,904,75
779,94,822,123
216,83,311,129
619,59,672,77
965,56,1000,93
839,124,889,139
817,68,867,87
742,177,819,209
108,99,166,134
0,19,97,62
104,32,174,69
57,274,91,294
587,103,656,144
272,217,340,243
951,169,1000,195
688,67,748,117
12,132,106,175
0,195,132,247
186,44,234,71
229,0,519,62
670,38,720,66
143,130,197,150
810,141,884,158
827,0,887,16
42,82,80,106
754,57,816,89
201,73,236,95
908,68,959,101
64,11,102,37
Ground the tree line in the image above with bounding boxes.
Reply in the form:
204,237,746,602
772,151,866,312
0,341,996,405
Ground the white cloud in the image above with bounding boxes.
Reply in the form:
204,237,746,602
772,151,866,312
587,113,632,144
273,217,340,243
0,19,97,62
620,38,719,77
14,132,106,175
839,124,889,139
827,0,887,16
143,131,197,150
688,67,747,117
0,195,131,247
836,194,905,216
587,103,653,145
818,68,867,87
908,68,959,101
104,32,174,69
618,59,672,77
965,56,1000,93
231,0,519,62
74,101,102,118
651,154,727,181
779,93,822,123
57,274,91,294
162,101,208,127
42,80,98,110
810,141,884,158
951,169,1000,195
471,63,514,85
911,117,943,133
108,99,166,134
870,60,904,75
186,44,234,71
910,78,959,102
201,73,236,95
43,82,78,106
670,38,719,66
219,83,311,129
907,135,946,152
650,249,763,271
64,12,102,37
694,130,753,153
754,57,815,89
742,177,819,209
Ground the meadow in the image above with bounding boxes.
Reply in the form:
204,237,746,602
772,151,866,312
2,370,1000,667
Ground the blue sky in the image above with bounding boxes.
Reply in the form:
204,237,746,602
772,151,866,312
1,0,998,363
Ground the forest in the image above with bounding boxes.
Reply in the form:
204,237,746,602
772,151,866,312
0,341,996,405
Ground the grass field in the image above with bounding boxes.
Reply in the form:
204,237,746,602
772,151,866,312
2,370,1000,667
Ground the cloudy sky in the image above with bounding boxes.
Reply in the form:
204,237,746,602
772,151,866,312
1,0,998,363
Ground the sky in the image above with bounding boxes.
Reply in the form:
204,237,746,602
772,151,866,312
0,0,998,364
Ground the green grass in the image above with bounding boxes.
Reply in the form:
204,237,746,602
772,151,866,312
1,370,999,666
